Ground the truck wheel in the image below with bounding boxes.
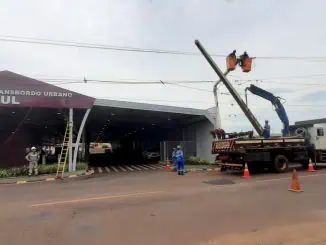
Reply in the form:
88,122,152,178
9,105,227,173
220,165,226,172
273,155,289,173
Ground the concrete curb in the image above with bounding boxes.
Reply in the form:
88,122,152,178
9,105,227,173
0,170,94,185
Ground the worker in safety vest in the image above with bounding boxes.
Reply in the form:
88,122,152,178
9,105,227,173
172,148,177,170
176,145,185,175
239,51,249,67
25,146,40,176
263,120,271,139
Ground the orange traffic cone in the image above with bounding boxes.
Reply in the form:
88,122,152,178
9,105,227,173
165,161,171,171
242,163,251,179
308,159,316,172
288,169,303,192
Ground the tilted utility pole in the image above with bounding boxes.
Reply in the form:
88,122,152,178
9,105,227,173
195,40,264,136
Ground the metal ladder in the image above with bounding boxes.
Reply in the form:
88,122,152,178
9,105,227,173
56,122,71,179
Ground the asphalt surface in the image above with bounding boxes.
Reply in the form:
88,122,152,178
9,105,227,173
1,169,326,245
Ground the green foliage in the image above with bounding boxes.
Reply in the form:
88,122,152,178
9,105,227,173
0,162,88,178
0,169,9,178
38,164,63,175
186,156,212,165
76,162,88,171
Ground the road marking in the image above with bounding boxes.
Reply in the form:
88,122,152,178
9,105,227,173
104,167,111,173
98,167,103,173
138,165,150,170
46,178,55,181
149,164,164,169
141,164,155,170
118,166,127,172
29,191,165,208
69,175,77,178
111,166,119,172
125,166,134,171
130,165,142,171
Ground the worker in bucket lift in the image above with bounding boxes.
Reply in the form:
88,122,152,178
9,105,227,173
176,145,185,175
263,120,271,139
25,146,40,176
239,51,249,67
172,148,177,171
229,50,236,58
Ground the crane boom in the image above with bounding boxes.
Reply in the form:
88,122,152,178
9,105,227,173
194,40,264,136
245,84,290,136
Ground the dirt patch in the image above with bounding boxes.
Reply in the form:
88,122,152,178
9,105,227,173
202,221,326,245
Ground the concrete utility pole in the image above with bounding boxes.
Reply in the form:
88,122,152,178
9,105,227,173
213,80,222,129
213,70,231,129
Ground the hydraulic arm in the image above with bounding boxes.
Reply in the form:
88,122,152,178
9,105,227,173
245,84,290,136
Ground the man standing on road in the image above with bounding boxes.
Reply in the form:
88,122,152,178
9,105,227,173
176,145,185,175
25,146,40,176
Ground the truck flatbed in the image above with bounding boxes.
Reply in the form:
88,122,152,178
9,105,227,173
212,136,305,154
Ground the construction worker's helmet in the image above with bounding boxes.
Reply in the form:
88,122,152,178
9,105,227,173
31,147,36,151
177,145,181,149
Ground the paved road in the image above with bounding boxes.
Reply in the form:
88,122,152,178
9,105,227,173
1,170,326,245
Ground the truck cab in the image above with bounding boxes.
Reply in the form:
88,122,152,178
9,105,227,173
308,125,326,150
292,121,326,162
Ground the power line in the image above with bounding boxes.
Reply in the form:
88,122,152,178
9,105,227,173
41,77,326,87
232,73,326,81
163,82,212,92
2,35,326,61
233,79,326,86
42,78,215,85
49,79,225,94
41,77,215,92
0,36,209,56
97,96,326,108
85,79,214,85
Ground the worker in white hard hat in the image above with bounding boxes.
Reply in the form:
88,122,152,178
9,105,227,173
25,146,40,176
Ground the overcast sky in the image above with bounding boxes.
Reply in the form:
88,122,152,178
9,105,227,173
0,0,326,134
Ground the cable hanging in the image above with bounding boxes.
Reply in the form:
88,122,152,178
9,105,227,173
1,35,326,61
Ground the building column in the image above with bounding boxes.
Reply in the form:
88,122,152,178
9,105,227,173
72,108,91,171
68,108,73,172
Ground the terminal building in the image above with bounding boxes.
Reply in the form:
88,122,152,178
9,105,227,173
0,71,216,170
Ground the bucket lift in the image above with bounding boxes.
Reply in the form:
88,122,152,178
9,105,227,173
226,50,253,72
